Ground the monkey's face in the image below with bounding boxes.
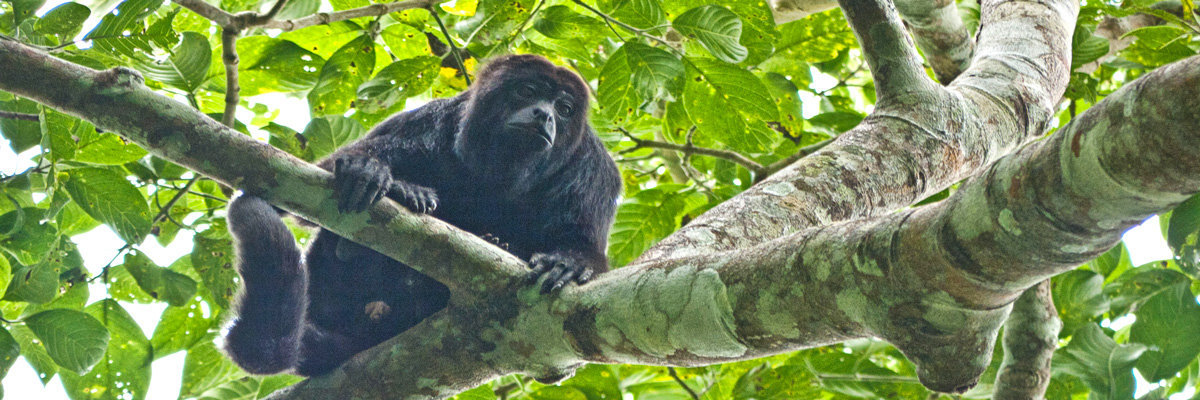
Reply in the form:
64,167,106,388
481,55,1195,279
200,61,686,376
501,79,580,153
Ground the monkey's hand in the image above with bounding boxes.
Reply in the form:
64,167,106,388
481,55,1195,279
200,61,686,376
528,251,602,294
388,181,438,214
334,155,393,212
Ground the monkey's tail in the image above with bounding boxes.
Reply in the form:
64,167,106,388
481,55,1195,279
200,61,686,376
223,194,308,375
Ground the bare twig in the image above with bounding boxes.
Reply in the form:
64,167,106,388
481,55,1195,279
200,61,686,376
221,28,240,127
0,110,38,121
620,128,767,176
570,0,674,48
763,138,832,176
172,0,431,32
666,367,700,400
430,7,471,86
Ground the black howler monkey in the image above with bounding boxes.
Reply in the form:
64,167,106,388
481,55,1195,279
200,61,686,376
223,54,621,376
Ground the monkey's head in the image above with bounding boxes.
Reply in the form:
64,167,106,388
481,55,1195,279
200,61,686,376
455,54,592,170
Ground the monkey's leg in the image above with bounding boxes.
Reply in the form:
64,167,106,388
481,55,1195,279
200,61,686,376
295,325,361,376
223,194,308,375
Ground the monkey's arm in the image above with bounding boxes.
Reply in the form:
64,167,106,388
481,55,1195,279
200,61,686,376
529,148,622,293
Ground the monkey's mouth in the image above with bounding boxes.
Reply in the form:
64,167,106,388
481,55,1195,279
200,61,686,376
506,123,554,148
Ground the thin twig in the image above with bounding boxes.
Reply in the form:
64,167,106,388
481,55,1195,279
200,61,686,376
172,0,431,32
620,127,767,176
667,367,700,400
570,0,674,48
221,28,240,127
0,110,38,121
429,7,471,86
762,138,832,176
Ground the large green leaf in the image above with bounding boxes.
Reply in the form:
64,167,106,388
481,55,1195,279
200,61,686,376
63,167,153,243
673,5,747,64
191,220,237,310
34,2,91,45
356,56,440,114
683,58,778,153
303,116,367,160
308,34,376,116
533,5,605,40
379,23,432,60
1071,24,1109,69
238,37,325,96
82,0,170,58
11,324,58,383
0,207,60,266
121,251,197,306
596,42,683,120
4,260,60,304
1103,267,1190,315
1052,324,1145,400
60,300,152,400
1051,269,1109,337
608,185,706,266
138,31,211,92
1167,193,1200,271
1130,282,1200,381
23,309,110,375
150,297,214,359
599,0,664,30
180,338,246,398
0,325,19,380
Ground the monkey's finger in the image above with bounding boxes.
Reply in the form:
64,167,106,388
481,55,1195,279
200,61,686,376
576,268,594,284
528,261,551,282
551,269,577,292
540,266,566,294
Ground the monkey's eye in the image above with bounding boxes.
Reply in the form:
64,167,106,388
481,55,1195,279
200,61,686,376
516,84,537,98
555,101,574,117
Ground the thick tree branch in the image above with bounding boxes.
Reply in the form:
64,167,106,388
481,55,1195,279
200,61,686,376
837,0,937,100
0,38,522,300
768,0,837,24
994,280,1059,400
894,0,975,84
172,0,432,32
640,0,1076,263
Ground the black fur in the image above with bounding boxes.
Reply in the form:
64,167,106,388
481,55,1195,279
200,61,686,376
223,55,621,376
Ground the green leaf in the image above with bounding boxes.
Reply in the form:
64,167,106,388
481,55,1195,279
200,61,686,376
1130,282,1200,381
597,42,683,120
0,97,41,152
1052,324,1145,400
180,338,246,398
63,167,153,243
23,309,110,375
60,300,152,400
1090,242,1132,282
356,56,440,114
138,31,211,92
0,256,9,300
308,34,376,116
764,11,855,76
1071,24,1109,69
599,0,664,30
191,221,237,310
0,326,19,380
609,185,707,266
0,207,59,265
1120,25,1196,67
263,122,314,161
11,324,58,383
303,116,367,160
1104,267,1190,315
533,5,604,40
34,2,91,44
683,58,778,153
277,20,363,59
82,0,169,58
674,6,747,64
4,262,59,304
8,0,44,25
1051,270,1109,336
150,297,214,359
379,23,432,60
40,106,78,161
121,251,197,306
1167,193,1200,270
238,37,325,96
